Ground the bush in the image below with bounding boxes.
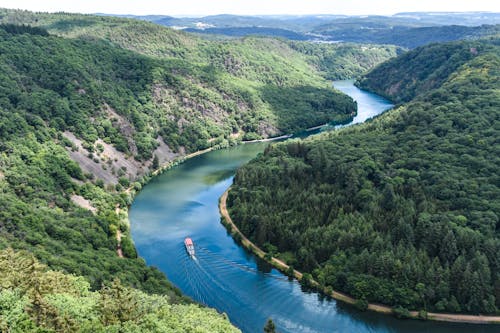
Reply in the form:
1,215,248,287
393,306,412,319
355,299,369,311
418,310,428,320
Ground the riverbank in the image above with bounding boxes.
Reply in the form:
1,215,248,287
219,188,500,325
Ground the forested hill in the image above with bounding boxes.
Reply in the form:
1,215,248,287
0,9,359,153
228,39,500,315
356,41,489,103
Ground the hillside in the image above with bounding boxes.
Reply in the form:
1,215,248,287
356,41,487,102
228,39,500,314
0,11,362,181
289,42,400,80
0,10,358,144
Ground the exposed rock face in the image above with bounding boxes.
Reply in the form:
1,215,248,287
71,194,97,214
153,137,178,166
63,131,178,185
104,105,138,156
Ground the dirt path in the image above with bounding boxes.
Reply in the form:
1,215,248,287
115,204,124,258
116,229,124,258
219,188,500,324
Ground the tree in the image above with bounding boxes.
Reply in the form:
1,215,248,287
264,318,276,333
152,154,159,170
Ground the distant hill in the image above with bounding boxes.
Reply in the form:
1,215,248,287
116,12,500,31
185,26,309,40
314,24,500,48
116,12,500,48
394,11,500,26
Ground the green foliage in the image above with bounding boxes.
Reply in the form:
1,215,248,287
393,306,412,319
355,299,369,311
0,23,49,36
263,318,276,333
289,41,400,80
229,40,500,314
357,41,490,102
0,133,178,296
0,8,410,332
0,249,240,332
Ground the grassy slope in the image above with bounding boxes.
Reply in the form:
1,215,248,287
228,39,500,314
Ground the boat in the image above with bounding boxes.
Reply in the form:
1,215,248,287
184,237,195,257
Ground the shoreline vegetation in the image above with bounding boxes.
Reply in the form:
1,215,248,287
219,188,500,324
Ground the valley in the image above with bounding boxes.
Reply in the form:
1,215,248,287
0,4,498,332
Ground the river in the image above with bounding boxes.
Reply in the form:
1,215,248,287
129,81,497,333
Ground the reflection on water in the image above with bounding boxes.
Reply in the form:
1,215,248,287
203,169,235,185
130,82,498,333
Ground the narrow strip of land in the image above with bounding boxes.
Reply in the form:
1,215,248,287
219,188,500,324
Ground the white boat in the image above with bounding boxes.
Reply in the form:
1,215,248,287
184,237,195,257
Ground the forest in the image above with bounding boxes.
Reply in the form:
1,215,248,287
0,248,239,332
228,39,500,314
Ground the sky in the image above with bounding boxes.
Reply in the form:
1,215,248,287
0,0,499,17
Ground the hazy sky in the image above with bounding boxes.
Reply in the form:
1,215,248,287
1,0,499,16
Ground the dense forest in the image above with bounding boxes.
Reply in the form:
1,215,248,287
228,39,500,314
0,248,239,332
356,41,491,103
0,18,356,155
185,26,309,40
